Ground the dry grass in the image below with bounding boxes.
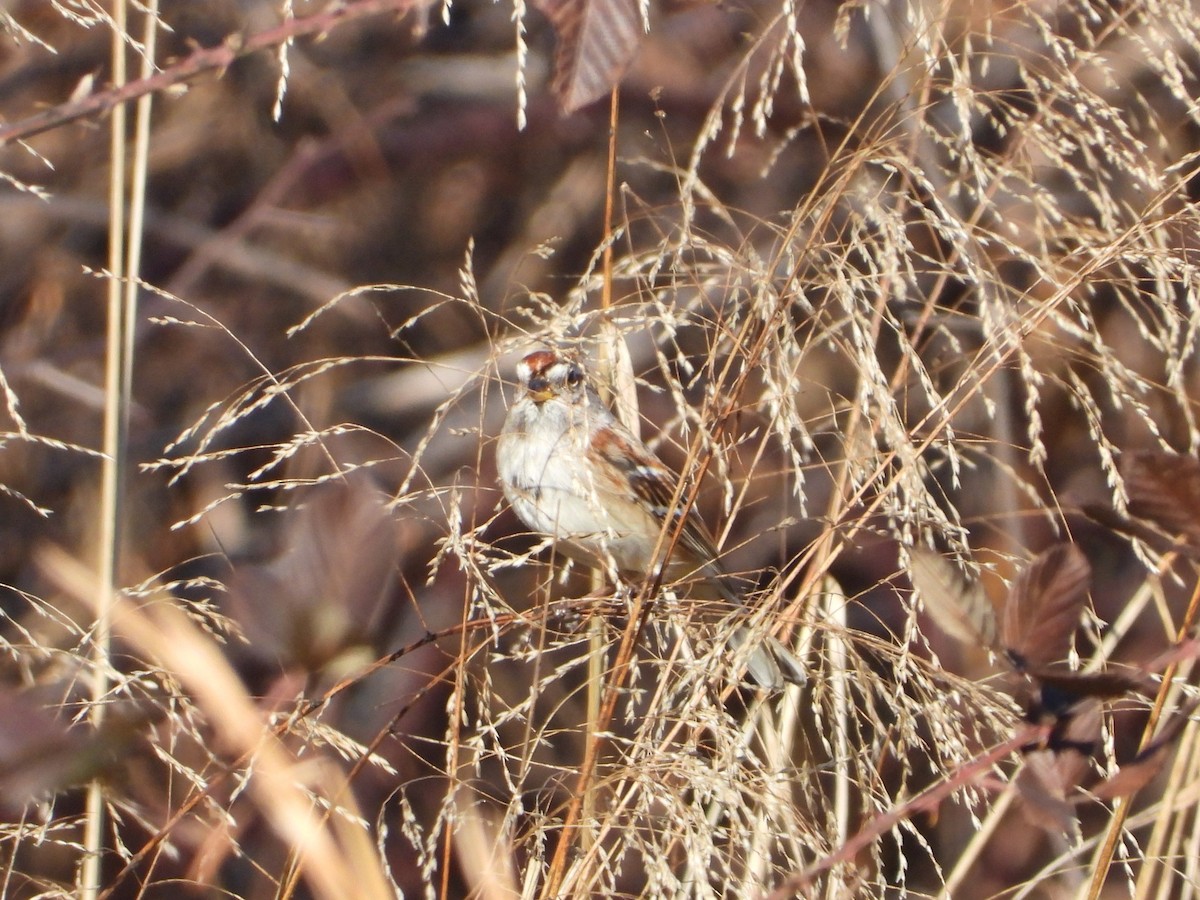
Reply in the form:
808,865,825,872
0,0,1198,897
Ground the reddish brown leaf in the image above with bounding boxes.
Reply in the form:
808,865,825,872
1090,746,1168,801
1003,543,1091,669
1143,638,1200,674
228,478,400,672
0,691,140,802
1079,502,1200,560
533,0,643,113
909,547,998,649
1090,703,1197,801
1122,451,1200,550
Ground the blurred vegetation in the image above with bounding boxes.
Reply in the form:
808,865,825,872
0,0,1199,897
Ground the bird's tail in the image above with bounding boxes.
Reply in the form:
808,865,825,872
730,626,807,690
684,562,806,689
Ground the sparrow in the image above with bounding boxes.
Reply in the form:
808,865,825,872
496,348,805,689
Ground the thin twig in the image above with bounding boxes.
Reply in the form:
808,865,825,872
0,0,419,147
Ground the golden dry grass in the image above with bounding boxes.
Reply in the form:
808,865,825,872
0,0,1198,897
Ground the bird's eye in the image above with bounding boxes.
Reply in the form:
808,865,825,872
566,365,583,387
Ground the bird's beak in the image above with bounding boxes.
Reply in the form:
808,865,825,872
526,375,554,403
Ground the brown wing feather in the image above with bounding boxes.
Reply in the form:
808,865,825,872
593,426,721,550
589,422,729,585
585,396,803,686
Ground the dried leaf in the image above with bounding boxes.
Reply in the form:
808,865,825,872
1079,502,1200,559
1122,451,1200,550
228,478,400,672
1056,702,1104,772
1090,746,1167,800
909,547,997,648
0,692,137,802
1016,704,1100,833
1003,543,1091,669
1090,702,1197,801
1143,638,1200,674
1015,750,1080,834
533,0,643,113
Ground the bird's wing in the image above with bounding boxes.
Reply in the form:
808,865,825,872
589,420,725,571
